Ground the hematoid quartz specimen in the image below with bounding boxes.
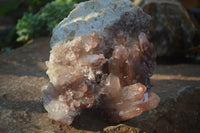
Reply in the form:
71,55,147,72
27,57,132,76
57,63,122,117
42,0,160,125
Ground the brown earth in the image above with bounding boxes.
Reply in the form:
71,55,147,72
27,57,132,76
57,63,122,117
0,38,199,133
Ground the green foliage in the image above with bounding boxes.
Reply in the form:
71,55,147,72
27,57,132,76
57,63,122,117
0,0,53,19
26,0,54,13
0,0,55,52
40,0,75,32
15,0,88,42
72,0,88,3
16,13,46,42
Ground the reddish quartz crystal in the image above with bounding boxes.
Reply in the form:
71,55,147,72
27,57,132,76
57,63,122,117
42,9,160,125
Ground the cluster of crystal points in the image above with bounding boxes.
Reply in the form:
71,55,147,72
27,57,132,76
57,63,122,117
42,0,160,125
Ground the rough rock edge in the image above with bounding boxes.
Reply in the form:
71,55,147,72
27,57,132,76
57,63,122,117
50,0,141,47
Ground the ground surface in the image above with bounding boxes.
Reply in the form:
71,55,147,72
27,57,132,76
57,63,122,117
0,38,200,133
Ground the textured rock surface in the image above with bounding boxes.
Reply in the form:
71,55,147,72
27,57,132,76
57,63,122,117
43,0,160,125
133,0,200,57
0,38,200,132
103,124,141,133
50,0,149,47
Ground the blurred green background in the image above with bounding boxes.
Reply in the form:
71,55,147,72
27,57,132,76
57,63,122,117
0,0,88,52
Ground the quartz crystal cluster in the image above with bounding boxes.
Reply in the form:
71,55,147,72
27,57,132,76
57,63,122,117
42,0,160,125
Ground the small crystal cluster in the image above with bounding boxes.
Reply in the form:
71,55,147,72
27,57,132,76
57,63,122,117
42,0,160,125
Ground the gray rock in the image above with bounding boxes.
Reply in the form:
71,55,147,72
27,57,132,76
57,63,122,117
50,0,143,47
133,0,200,57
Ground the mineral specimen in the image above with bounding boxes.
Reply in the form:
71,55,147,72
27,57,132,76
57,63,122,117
42,0,160,125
